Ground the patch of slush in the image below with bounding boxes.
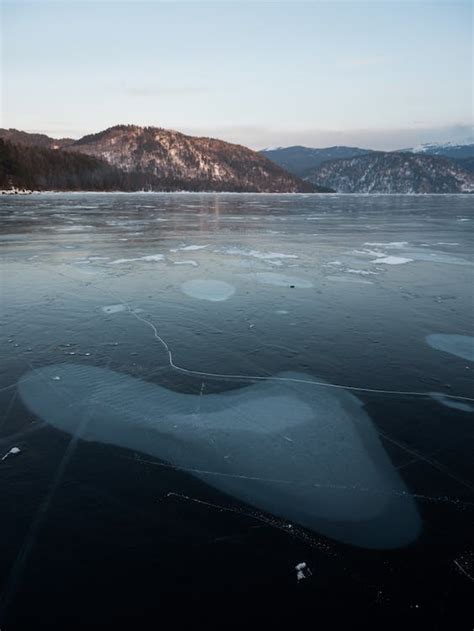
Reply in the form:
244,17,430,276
430,393,474,413
174,260,199,267
102,304,127,314
372,256,413,265
426,334,474,362
182,279,235,302
250,273,313,288
109,254,165,265
17,363,421,550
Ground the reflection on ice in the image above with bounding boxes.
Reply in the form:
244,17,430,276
426,334,474,362
18,364,421,549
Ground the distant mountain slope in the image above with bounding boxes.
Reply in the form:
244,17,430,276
260,145,374,176
304,152,474,193
399,142,474,160
0,126,322,193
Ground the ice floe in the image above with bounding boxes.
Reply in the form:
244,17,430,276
426,334,474,362
18,363,421,549
181,279,235,302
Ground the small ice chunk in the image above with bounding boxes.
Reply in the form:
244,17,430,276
102,304,127,314
2,446,21,461
181,279,235,302
52,376,61,381
426,334,474,362
295,561,312,582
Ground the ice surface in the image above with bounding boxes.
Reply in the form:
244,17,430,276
181,279,236,302
250,273,313,289
18,363,421,549
426,334,474,362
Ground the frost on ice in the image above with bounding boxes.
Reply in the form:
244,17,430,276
18,363,421,550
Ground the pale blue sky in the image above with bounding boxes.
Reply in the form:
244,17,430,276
1,0,472,149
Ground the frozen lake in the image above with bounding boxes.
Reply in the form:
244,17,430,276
1,193,473,626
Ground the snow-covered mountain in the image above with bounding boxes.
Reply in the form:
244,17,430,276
304,152,474,194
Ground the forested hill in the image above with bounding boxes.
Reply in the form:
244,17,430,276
0,139,135,191
0,126,326,193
